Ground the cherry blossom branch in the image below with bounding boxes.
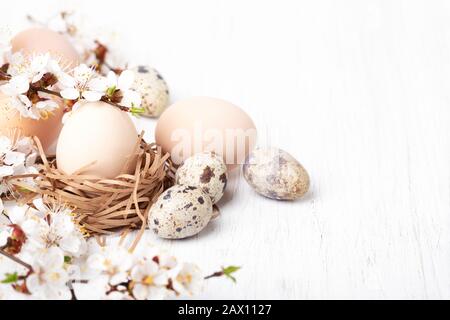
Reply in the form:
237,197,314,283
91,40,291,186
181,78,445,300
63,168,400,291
2,68,134,114
28,82,132,112
30,85,62,98
67,282,77,300
204,266,241,283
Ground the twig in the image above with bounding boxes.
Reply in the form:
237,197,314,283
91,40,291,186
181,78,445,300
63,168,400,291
31,85,62,98
30,84,130,112
71,280,89,284
204,266,241,283
2,69,131,113
1,212,12,224
0,249,33,272
204,271,224,280
67,281,77,300
100,97,130,112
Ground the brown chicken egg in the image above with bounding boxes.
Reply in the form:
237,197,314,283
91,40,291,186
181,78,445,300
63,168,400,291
0,28,80,153
11,27,80,68
0,93,64,153
155,97,257,170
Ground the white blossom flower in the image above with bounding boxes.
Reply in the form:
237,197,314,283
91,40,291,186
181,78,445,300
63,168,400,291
105,70,141,108
26,247,71,300
15,137,36,157
0,226,12,247
3,204,42,235
158,252,178,270
0,74,29,97
0,53,64,119
170,263,204,296
9,96,38,119
0,135,38,194
0,73,35,119
28,53,51,83
0,166,14,180
59,64,107,101
87,245,133,286
32,99,60,120
6,52,62,83
130,260,169,300
23,199,87,257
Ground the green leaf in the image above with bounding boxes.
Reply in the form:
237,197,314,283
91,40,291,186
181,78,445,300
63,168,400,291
130,106,146,117
64,256,72,264
106,86,116,97
222,266,241,283
1,272,18,284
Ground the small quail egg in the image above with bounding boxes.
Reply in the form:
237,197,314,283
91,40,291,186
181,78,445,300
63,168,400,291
175,152,227,204
131,65,169,118
149,184,213,239
243,147,310,200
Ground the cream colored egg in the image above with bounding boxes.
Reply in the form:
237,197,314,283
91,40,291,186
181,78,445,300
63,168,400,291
11,28,80,68
56,101,139,179
0,93,64,154
131,65,169,118
155,97,257,170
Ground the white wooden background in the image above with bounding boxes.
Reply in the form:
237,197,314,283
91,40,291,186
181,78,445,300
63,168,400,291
3,0,450,299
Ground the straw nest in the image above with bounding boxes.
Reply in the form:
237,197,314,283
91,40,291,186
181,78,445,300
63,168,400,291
18,133,176,237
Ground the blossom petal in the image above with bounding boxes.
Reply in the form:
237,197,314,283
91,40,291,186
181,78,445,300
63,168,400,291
32,198,47,213
132,284,149,300
106,71,118,87
0,165,14,178
0,136,12,154
117,70,135,91
7,75,30,95
60,88,80,100
4,151,26,166
121,90,142,108
73,64,93,81
6,205,28,224
57,73,77,88
82,90,103,102
32,71,45,84
88,77,108,93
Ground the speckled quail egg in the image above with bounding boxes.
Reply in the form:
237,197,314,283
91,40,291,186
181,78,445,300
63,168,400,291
149,184,213,239
243,147,310,200
131,65,169,118
175,152,227,204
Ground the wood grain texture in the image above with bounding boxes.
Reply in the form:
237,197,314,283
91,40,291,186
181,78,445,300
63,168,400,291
3,0,450,299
